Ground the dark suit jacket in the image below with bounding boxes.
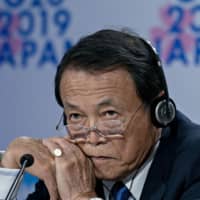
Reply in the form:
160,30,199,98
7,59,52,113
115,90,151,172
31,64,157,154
26,111,200,200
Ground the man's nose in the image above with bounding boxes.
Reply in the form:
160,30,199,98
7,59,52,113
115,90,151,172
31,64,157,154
86,126,107,145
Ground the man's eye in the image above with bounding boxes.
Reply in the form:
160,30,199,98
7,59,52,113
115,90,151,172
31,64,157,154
69,113,82,121
104,110,118,118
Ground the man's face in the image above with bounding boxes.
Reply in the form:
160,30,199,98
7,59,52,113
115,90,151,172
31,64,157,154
59,68,159,180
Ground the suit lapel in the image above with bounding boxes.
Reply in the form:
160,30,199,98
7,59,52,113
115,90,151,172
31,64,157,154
140,124,177,200
95,179,105,199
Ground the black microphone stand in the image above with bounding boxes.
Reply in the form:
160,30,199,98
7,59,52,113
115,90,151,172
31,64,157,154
5,154,34,200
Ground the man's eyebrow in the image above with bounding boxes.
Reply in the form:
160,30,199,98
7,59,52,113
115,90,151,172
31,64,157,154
97,98,115,108
63,102,81,110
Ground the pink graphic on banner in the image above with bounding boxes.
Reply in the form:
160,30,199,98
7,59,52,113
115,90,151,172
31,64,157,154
0,13,22,54
149,1,198,65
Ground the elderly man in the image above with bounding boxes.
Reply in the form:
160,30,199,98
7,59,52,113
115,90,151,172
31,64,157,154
1,29,200,200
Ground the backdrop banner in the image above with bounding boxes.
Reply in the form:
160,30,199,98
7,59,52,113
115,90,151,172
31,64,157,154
1,0,200,198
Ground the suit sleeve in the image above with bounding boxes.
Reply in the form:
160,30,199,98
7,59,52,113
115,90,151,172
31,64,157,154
26,180,50,200
180,135,200,200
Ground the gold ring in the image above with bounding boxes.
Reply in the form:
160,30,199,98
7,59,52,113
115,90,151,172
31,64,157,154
53,148,62,157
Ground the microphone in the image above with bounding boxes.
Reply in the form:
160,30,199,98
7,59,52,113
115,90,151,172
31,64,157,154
5,154,34,200
20,154,34,168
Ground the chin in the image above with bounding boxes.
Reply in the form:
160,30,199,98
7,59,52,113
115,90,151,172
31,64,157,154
94,166,128,181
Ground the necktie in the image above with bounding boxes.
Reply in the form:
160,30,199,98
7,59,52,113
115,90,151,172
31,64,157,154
109,181,135,200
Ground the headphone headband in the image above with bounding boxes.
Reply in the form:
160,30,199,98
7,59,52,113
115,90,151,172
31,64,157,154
140,38,176,127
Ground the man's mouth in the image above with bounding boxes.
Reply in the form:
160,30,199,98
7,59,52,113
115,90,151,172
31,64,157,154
90,156,115,164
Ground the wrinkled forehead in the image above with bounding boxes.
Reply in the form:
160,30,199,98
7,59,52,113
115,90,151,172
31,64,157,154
60,68,135,93
59,68,141,110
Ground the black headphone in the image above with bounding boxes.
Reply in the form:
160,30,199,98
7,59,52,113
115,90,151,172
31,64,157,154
141,39,176,128
57,37,176,129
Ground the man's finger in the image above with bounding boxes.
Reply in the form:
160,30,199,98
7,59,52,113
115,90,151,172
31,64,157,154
43,169,59,200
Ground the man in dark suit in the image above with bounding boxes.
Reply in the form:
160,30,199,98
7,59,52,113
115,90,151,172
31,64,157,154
1,29,200,200
25,111,200,200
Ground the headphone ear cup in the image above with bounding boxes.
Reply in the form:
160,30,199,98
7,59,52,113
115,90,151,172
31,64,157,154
151,97,176,128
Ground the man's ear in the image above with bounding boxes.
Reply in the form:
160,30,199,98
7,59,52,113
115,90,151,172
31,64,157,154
157,90,165,98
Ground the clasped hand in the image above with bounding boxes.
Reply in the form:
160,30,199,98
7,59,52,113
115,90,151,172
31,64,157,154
1,137,96,200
